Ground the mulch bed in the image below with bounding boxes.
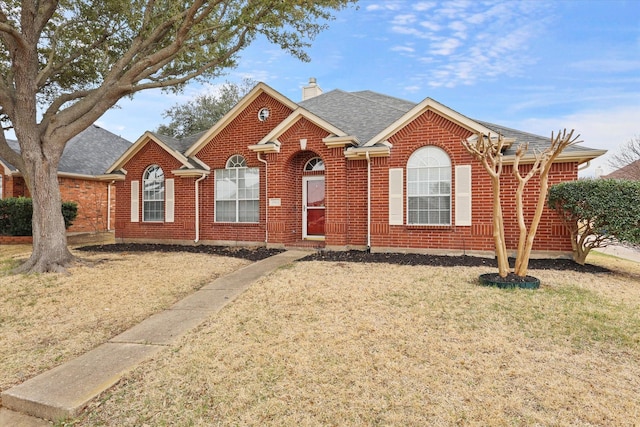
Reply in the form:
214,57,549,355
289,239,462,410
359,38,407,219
77,243,285,262
78,244,610,273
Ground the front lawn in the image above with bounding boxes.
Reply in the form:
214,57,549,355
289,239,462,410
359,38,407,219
64,251,640,426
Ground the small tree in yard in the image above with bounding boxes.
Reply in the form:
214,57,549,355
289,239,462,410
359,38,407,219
462,129,581,279
156,78,256,139
548,179,640,264
0,0,354,273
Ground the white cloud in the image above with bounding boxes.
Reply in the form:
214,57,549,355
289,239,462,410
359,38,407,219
518,105,640,176
413,2,436,12
391,45,415,53
419,21,441,32
370,0,549,88
391,14,416,26
429,37,462,56
366,2,402,12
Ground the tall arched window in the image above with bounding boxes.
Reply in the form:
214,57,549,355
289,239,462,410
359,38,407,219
407,146,451,225
143,165,164,222
215,155,259,223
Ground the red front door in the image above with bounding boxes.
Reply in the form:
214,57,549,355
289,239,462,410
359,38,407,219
303,176,325,238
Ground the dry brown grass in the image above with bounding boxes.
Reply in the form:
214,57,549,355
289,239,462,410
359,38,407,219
0,245,249,392
68,252,640,427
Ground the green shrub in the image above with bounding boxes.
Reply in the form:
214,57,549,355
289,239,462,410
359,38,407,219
0,197,78,236
548,179,640,263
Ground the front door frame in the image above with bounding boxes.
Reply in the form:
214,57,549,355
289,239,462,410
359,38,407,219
302,175,325,240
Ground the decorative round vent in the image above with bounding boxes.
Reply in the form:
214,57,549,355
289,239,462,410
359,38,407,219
258,107,270,122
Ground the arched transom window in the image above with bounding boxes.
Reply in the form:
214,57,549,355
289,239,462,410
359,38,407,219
407,146,451,225
304,157,325,172
215,155,259,223
143,165,164,222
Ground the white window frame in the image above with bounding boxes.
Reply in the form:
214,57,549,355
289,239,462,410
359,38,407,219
215,155,260,223
407,146,452,225
304,157,325,172
142,165,165,222
0,174,3,199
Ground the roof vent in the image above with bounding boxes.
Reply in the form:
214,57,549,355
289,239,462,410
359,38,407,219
302,77,323,101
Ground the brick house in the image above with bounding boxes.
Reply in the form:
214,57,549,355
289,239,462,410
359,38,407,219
106,80,605,257
0,125,132,233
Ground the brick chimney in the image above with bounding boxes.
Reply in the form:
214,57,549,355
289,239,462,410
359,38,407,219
302,77,323,101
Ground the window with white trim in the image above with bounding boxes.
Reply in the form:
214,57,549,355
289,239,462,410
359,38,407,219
0,174,3,199
215,155,259,223
407,146,451,225
143,165,165,222
304,157,325,172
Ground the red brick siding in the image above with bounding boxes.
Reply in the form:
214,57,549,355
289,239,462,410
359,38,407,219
58,177,116,233
115,139,196,240
2,174,115,233
114,95,576,254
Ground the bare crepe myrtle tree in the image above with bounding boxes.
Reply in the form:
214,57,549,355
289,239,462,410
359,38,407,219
462,129,581,278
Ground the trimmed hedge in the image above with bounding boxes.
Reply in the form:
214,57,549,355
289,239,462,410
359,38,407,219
548,179,640,263
0,197,78,236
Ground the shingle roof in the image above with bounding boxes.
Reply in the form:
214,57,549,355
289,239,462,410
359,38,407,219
477,121,594,156
135,84,603,164
299,89,415,144
150,131,207,154
4,125,132,176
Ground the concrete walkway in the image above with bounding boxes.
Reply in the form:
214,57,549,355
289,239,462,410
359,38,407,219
0,250,309,424
594,243,640,263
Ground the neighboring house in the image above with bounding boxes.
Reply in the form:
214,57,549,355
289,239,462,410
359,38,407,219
105,80,606,256
601,159,640,180
0,125,132,233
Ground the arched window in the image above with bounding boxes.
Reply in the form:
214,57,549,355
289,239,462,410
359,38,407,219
143,165,164,222
215,155,259,223
407,146,451,225
304,157,325,172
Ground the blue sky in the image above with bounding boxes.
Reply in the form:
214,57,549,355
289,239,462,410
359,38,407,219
97,0,640,176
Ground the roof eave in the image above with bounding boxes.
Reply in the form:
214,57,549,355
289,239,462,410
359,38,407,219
365,97,495,147
248,141,281,153
322,135,359,148
500,149,608,165
344,145,391,159
171,169,211,178
256,107,349,147
106,132,192,173
185,82,298,157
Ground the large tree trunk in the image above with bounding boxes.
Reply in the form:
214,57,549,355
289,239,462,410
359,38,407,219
13,140,74,274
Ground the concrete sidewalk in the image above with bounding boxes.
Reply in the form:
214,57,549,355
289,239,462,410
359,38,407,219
594,244,640,263
1,250,309,424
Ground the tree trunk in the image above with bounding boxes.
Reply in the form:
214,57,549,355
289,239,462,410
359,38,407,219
515,173,550,277
13,146,74,274
491,176,510,277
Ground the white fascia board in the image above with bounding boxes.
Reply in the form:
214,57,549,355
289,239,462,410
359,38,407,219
344,145,391,159
322,135,359,148
171,169,211,178
185,82,299,157
256,107,349,146
248,141,281,153
95,173,127,181
106,132,192,173
364,97,495,147
500,149,608,165
189,156,211,171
